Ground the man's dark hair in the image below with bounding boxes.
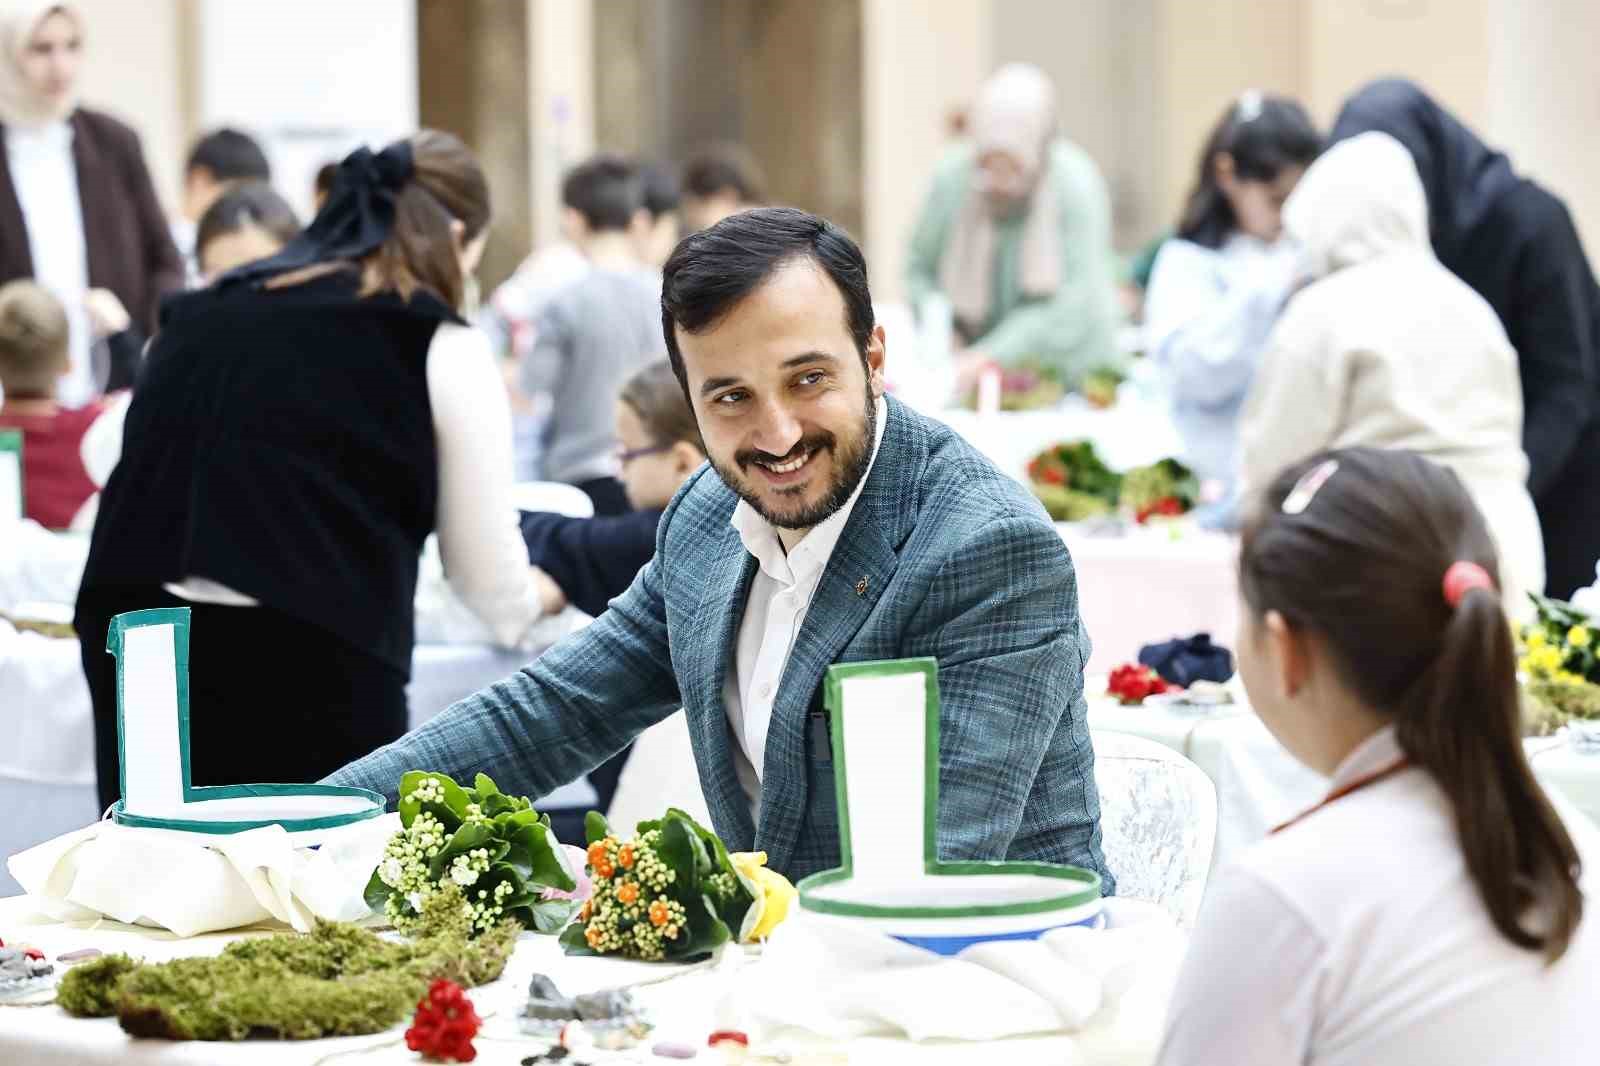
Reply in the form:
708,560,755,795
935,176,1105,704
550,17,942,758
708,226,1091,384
661,206,873,397
186,128,271,183
314,161,340,199
561,154,643,232
680,144,765,204
638,160,680,220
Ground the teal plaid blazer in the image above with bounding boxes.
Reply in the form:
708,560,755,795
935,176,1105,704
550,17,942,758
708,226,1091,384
329,397,1111,887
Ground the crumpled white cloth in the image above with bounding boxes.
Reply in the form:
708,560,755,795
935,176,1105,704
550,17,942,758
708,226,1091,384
6,814,398,937
736,897,1186,1046
412,532,590,650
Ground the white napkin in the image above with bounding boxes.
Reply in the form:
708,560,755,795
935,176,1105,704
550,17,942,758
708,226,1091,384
7,815,396,937
735,897,1186,1045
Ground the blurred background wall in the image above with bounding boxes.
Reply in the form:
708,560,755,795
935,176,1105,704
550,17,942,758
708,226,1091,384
69,0,1600,298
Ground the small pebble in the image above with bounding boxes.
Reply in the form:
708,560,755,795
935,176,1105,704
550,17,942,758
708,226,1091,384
653,1042,698,1059
57,948,103,963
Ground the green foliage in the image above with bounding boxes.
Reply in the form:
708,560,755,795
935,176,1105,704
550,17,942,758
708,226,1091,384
370,770,579,936
565,809,752,963
56,885,518,1042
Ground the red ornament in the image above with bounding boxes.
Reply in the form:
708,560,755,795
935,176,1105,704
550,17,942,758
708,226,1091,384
1136,496,1186,524
405,980,481,1063
1107,663,1173,705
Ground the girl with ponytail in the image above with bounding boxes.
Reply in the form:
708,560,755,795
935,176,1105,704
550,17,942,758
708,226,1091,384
1159,447,1597,1066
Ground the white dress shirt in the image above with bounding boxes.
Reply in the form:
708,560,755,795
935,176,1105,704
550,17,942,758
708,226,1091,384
1158,724,1600,1066
724,397,887,820
5,121,94,408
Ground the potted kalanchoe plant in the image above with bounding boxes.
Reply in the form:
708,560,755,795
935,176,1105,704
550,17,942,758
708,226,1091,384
1119,457,1201,525
1519,594,1600,749
1027,439,1123,523
366,771,583,936
561,809,795,962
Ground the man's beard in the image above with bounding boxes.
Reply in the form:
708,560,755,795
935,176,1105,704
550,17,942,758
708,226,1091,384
712,386,878,531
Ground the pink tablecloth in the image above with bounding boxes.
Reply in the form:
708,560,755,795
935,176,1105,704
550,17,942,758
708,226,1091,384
1059,525,1239,676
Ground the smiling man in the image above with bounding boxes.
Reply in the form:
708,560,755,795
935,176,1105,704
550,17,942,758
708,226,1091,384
328,207,1110,886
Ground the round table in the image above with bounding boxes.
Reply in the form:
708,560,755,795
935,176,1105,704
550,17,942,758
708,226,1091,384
0,894,1175,1065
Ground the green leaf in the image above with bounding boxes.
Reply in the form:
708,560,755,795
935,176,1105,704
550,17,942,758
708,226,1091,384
560,921,598,956
527,897,581,934
666,808,738,879
427,821,496,881
397,770,472,831
505,822,576,892
656,818,701,898
584,810,612,845
363,866,392,913
473,772,500,798
674,893,732,960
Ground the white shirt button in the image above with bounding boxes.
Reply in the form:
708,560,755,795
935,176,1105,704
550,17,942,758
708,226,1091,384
758,682,774,700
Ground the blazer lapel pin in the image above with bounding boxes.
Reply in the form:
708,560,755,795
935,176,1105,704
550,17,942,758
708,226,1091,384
855,577,869,597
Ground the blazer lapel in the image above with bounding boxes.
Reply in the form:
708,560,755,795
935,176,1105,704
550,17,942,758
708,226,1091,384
755,399,923,872
70,113,115,292
684,526,759,849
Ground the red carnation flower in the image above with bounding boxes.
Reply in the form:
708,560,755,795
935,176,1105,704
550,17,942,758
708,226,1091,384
405,980,481,1062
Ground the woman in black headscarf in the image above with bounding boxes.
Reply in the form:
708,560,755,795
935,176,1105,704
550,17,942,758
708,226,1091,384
1330,78,1600,598
75,132,545,808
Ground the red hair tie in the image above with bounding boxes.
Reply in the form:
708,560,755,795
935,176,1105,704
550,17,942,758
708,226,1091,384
1442,561,1495,608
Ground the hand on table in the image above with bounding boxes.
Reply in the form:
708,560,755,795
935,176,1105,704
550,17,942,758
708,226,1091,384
530,565,567,615
83,288,131,339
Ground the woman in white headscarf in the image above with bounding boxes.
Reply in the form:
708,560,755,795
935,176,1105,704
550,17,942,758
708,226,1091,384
0,1,182,403
1238,132,1544,616
907,63,1121,390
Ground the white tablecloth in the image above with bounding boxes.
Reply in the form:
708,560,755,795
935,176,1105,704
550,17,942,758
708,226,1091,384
0,640,582,898
1087,696,1600,875
0,894,1176,1065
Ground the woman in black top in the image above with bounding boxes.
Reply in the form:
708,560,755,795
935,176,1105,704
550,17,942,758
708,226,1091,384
76,132,543,809
1330,79,1600,598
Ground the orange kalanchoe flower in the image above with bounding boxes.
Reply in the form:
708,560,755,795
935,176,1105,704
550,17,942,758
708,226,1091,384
648,899,670,927
593,859,615,880
578,898,592,923
616,881,639,905
586,840,609,867
585,923,604,948
617,844,635,869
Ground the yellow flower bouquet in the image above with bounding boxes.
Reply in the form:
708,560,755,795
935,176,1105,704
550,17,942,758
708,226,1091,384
1519,594,1600,743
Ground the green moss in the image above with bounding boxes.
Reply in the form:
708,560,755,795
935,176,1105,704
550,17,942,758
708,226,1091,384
56,885,519,1041
56,954,138,1017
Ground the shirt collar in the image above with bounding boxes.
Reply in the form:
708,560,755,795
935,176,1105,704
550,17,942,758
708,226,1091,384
731,396,888,587
1326,723,1404,792
5,120,73,152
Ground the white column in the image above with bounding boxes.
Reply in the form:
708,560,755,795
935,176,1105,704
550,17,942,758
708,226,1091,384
527,0,595,248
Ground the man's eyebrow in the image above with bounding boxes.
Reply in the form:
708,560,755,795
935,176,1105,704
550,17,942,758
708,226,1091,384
699,352,840,397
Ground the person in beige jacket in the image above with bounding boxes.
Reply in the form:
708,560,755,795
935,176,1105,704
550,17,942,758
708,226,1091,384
1240,132,1544,616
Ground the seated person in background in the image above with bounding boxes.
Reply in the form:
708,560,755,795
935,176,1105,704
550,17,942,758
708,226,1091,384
679,143,765,233
525,155,666,516
1159,447,1597,1066
0,281,103,528
907,63,1122,392
173,128,272,283
521,360,705,618
522,360,705,845
1144,92,1320,498
327,207,1112,886
194,181,302,283
1239,133,1544,617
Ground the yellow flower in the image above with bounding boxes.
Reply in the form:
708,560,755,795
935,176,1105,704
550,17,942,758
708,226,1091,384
1567,626,1592,650
1534,646,1564,677
731,851,797,942
1525,630,1548,653
1554,670,1587,687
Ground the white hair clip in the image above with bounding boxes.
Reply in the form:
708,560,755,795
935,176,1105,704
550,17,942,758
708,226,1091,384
1236,89,1264,123
1281,459,1339,515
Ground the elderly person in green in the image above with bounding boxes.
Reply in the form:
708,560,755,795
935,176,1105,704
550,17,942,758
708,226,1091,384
908,63,1122,391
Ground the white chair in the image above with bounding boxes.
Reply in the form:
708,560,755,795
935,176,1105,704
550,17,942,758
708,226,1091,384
1092,729,1218,928
509,480,594,518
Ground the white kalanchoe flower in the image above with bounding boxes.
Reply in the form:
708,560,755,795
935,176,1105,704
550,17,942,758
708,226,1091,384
379,857,405,888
